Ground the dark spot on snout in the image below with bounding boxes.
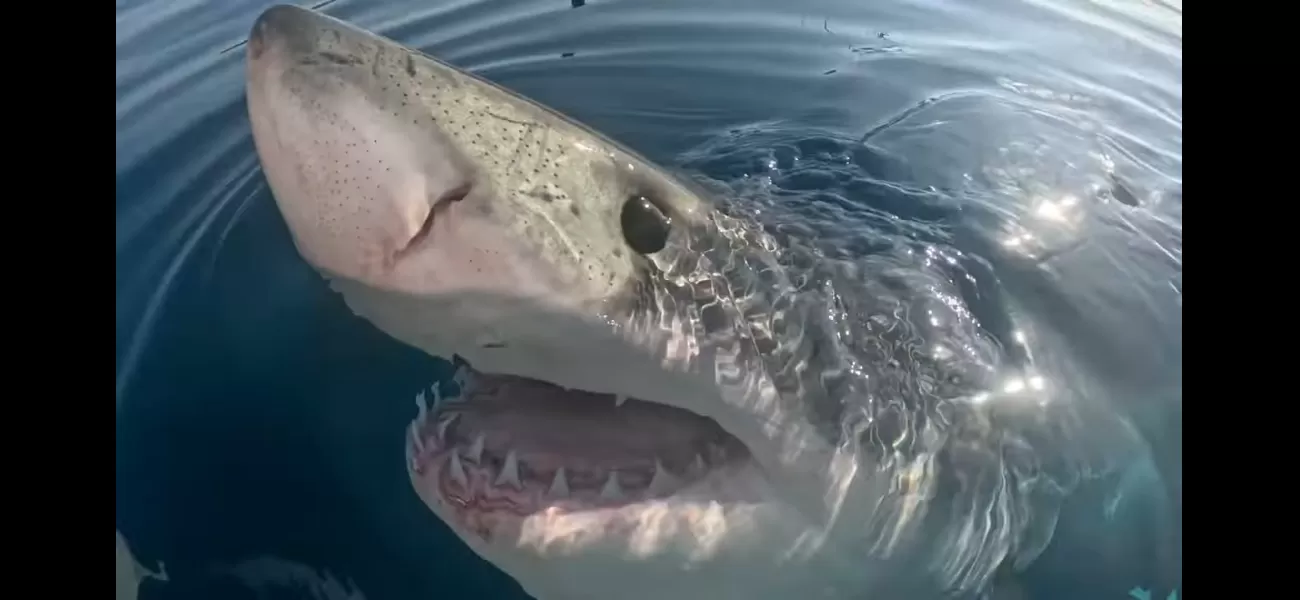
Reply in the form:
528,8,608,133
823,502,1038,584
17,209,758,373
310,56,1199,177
320,51,363,66
482,342,507,349
526,186,556,203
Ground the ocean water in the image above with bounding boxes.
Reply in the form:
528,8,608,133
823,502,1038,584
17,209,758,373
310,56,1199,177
115,1,1182,599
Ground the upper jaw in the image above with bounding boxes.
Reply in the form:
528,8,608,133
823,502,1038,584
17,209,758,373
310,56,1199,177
452,333,843,522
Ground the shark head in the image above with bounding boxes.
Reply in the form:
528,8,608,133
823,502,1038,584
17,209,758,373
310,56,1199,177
246,5,1090,599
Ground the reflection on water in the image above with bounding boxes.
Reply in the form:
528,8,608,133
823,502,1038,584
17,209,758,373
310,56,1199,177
116,0,1180,599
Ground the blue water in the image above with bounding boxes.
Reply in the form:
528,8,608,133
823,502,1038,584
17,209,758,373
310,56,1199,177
115,1,1181,599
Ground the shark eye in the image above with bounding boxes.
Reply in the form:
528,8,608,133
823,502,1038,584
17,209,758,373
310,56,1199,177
620,194,671,255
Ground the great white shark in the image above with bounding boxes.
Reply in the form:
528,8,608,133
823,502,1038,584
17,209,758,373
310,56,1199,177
243,5,1150,599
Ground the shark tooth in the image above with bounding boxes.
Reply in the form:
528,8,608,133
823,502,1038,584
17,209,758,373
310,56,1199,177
429,382,443,406
452,366,475,396
436,414,459,441
614,394,628,407
692,454,706,474
411,427,425,454
647,460,679,495
494,451,522,489
448,452,468,487
464,433,485,463
599,471,623,499
548,467,570,497
415,391,428,425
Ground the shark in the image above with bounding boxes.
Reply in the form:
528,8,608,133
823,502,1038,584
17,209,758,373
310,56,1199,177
244,5,1122,599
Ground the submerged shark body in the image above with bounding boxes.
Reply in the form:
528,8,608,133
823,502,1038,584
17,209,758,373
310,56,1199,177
245,5,1141,599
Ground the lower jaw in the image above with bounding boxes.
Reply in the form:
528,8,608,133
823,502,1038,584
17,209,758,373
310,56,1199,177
404,415,772,546
405,444,784,562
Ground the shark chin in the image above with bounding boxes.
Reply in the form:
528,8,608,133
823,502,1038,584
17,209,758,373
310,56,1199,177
243,4,1117,600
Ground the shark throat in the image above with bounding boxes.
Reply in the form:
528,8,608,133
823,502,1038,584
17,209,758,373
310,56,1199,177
406,365,755,543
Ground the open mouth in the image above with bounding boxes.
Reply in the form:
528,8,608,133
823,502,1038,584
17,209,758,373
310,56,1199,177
406,362,753,540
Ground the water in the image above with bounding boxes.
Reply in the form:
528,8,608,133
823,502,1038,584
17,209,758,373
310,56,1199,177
115,1,1181,599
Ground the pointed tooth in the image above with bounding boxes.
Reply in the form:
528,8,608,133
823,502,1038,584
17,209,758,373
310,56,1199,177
693,454,706,474
494,451,522,489
548,468,570,497
614,394,627,407
452,366,475,396
415,391,428,424
599,471,623,499
464,434,485,463
448,452,468,486
436,414,459,441
411,426,425,454
430,382,443,406
647,460,678,495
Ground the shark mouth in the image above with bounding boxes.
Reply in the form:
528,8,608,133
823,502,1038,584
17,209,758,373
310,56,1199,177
406,362,753,543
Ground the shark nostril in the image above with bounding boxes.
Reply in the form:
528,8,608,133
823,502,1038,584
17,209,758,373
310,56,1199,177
440,182,473,206
395,182,472,260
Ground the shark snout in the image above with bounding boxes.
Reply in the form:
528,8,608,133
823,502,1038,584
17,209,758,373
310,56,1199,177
247,4,325,63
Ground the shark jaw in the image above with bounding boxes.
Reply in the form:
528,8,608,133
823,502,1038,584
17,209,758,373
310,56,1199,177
404,361,784,556
397,362,862,600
